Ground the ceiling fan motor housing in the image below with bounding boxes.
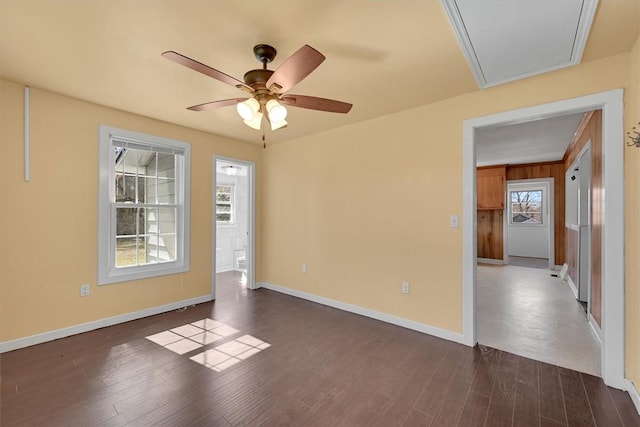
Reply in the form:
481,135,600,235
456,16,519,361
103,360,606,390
253,44,277,64
243,69,274,88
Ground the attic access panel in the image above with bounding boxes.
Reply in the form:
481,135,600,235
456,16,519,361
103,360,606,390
442,0,598,88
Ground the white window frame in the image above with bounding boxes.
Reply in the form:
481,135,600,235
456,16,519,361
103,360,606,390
215,184,235,225
98,125,190,285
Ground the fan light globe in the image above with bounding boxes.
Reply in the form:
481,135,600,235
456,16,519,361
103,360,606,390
270,119,288,131
266,100,287,123
236,98,259,121
243,111,263,130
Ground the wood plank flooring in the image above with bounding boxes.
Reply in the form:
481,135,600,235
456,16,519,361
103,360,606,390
1,271,639,426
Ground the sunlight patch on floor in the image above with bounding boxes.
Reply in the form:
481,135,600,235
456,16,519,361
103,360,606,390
190,334,271,372
145,318,270,371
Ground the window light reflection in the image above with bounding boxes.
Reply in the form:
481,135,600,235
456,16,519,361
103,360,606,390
145,318,270,371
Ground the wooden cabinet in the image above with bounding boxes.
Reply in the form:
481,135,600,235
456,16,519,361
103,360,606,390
477,166,506,210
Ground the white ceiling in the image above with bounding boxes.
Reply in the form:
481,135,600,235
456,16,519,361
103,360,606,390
0,1,637,147
443,0,598,87
475,112,586,167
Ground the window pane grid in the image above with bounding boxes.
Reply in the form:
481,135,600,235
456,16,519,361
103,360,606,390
510,190,543,224
216,185,234,224
113,145,178,268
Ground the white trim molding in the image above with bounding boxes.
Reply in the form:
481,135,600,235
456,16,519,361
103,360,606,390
588,313,602,343
0,295,212,353
477,257,504,265
567,275,579,299
463,89,625,389
625,379,640,415
257,282,465,344
441,0,598,88
24,86,30,182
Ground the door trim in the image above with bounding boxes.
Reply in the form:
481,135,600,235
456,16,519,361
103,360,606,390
504,178,554,269
212,156,257,298
462,89,624,389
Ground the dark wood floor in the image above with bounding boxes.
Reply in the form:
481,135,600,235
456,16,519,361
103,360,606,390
1,271,639,426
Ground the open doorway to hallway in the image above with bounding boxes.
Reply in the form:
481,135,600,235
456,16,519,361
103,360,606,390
213,157,255,299
474,110,601,376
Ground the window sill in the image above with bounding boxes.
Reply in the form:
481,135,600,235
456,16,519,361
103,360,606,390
98,263,190,286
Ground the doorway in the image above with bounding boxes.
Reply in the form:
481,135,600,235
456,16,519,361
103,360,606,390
213,157,256,299
462,89,625,389
505,179,554,270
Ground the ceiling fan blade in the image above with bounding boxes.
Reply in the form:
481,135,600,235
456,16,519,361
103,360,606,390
265,45,325,93
187,98,248,111
162,51,254,93
281,95,352,114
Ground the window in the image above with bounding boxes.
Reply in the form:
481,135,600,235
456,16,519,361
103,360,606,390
215,185,234,224
98,125,190,285
510,190,543,224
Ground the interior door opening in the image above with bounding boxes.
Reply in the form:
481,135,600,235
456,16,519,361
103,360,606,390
475,114,601,377
464,90,624,388
213,157,255,299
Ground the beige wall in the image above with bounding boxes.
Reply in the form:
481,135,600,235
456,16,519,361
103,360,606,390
263,52,631,335
0,80,263,342
625,35,640,389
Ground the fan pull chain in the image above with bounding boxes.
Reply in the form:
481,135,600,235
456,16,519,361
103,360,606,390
262,133,266,149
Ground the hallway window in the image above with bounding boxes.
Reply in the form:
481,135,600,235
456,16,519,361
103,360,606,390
98,125,191,285
510,190,543,224
215,185,234,224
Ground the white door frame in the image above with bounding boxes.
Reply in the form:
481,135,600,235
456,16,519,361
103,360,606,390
462,89,625,389
212,156,257,298
504,178,554,270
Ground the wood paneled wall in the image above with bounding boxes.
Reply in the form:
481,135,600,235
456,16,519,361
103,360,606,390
478,210,503,259
476,161,566,264
563,110,602,327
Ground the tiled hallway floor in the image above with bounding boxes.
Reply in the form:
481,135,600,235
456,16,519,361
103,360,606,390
477,264,601,376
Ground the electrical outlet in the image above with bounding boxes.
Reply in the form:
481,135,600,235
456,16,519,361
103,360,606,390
302,263,307,273
402,282,410,294
450,215,459,228
80,284,90,297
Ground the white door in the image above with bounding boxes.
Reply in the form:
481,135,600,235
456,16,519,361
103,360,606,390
577,146,591,303
506,180,551,260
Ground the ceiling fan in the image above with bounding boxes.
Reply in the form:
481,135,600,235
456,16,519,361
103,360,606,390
162,44,353,133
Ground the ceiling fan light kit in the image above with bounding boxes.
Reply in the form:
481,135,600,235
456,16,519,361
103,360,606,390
244,111,264,130
266,99,287,123
162,43,352,137
270,118,288,131
236,97,260,121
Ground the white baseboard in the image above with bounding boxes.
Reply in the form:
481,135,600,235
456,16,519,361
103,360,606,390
477,258,504,265
554,265,563,271
256,282,465,345
560,263,569,280
625,379,640,415
588,312,602,343
567,276,579,299
0,295,212,353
